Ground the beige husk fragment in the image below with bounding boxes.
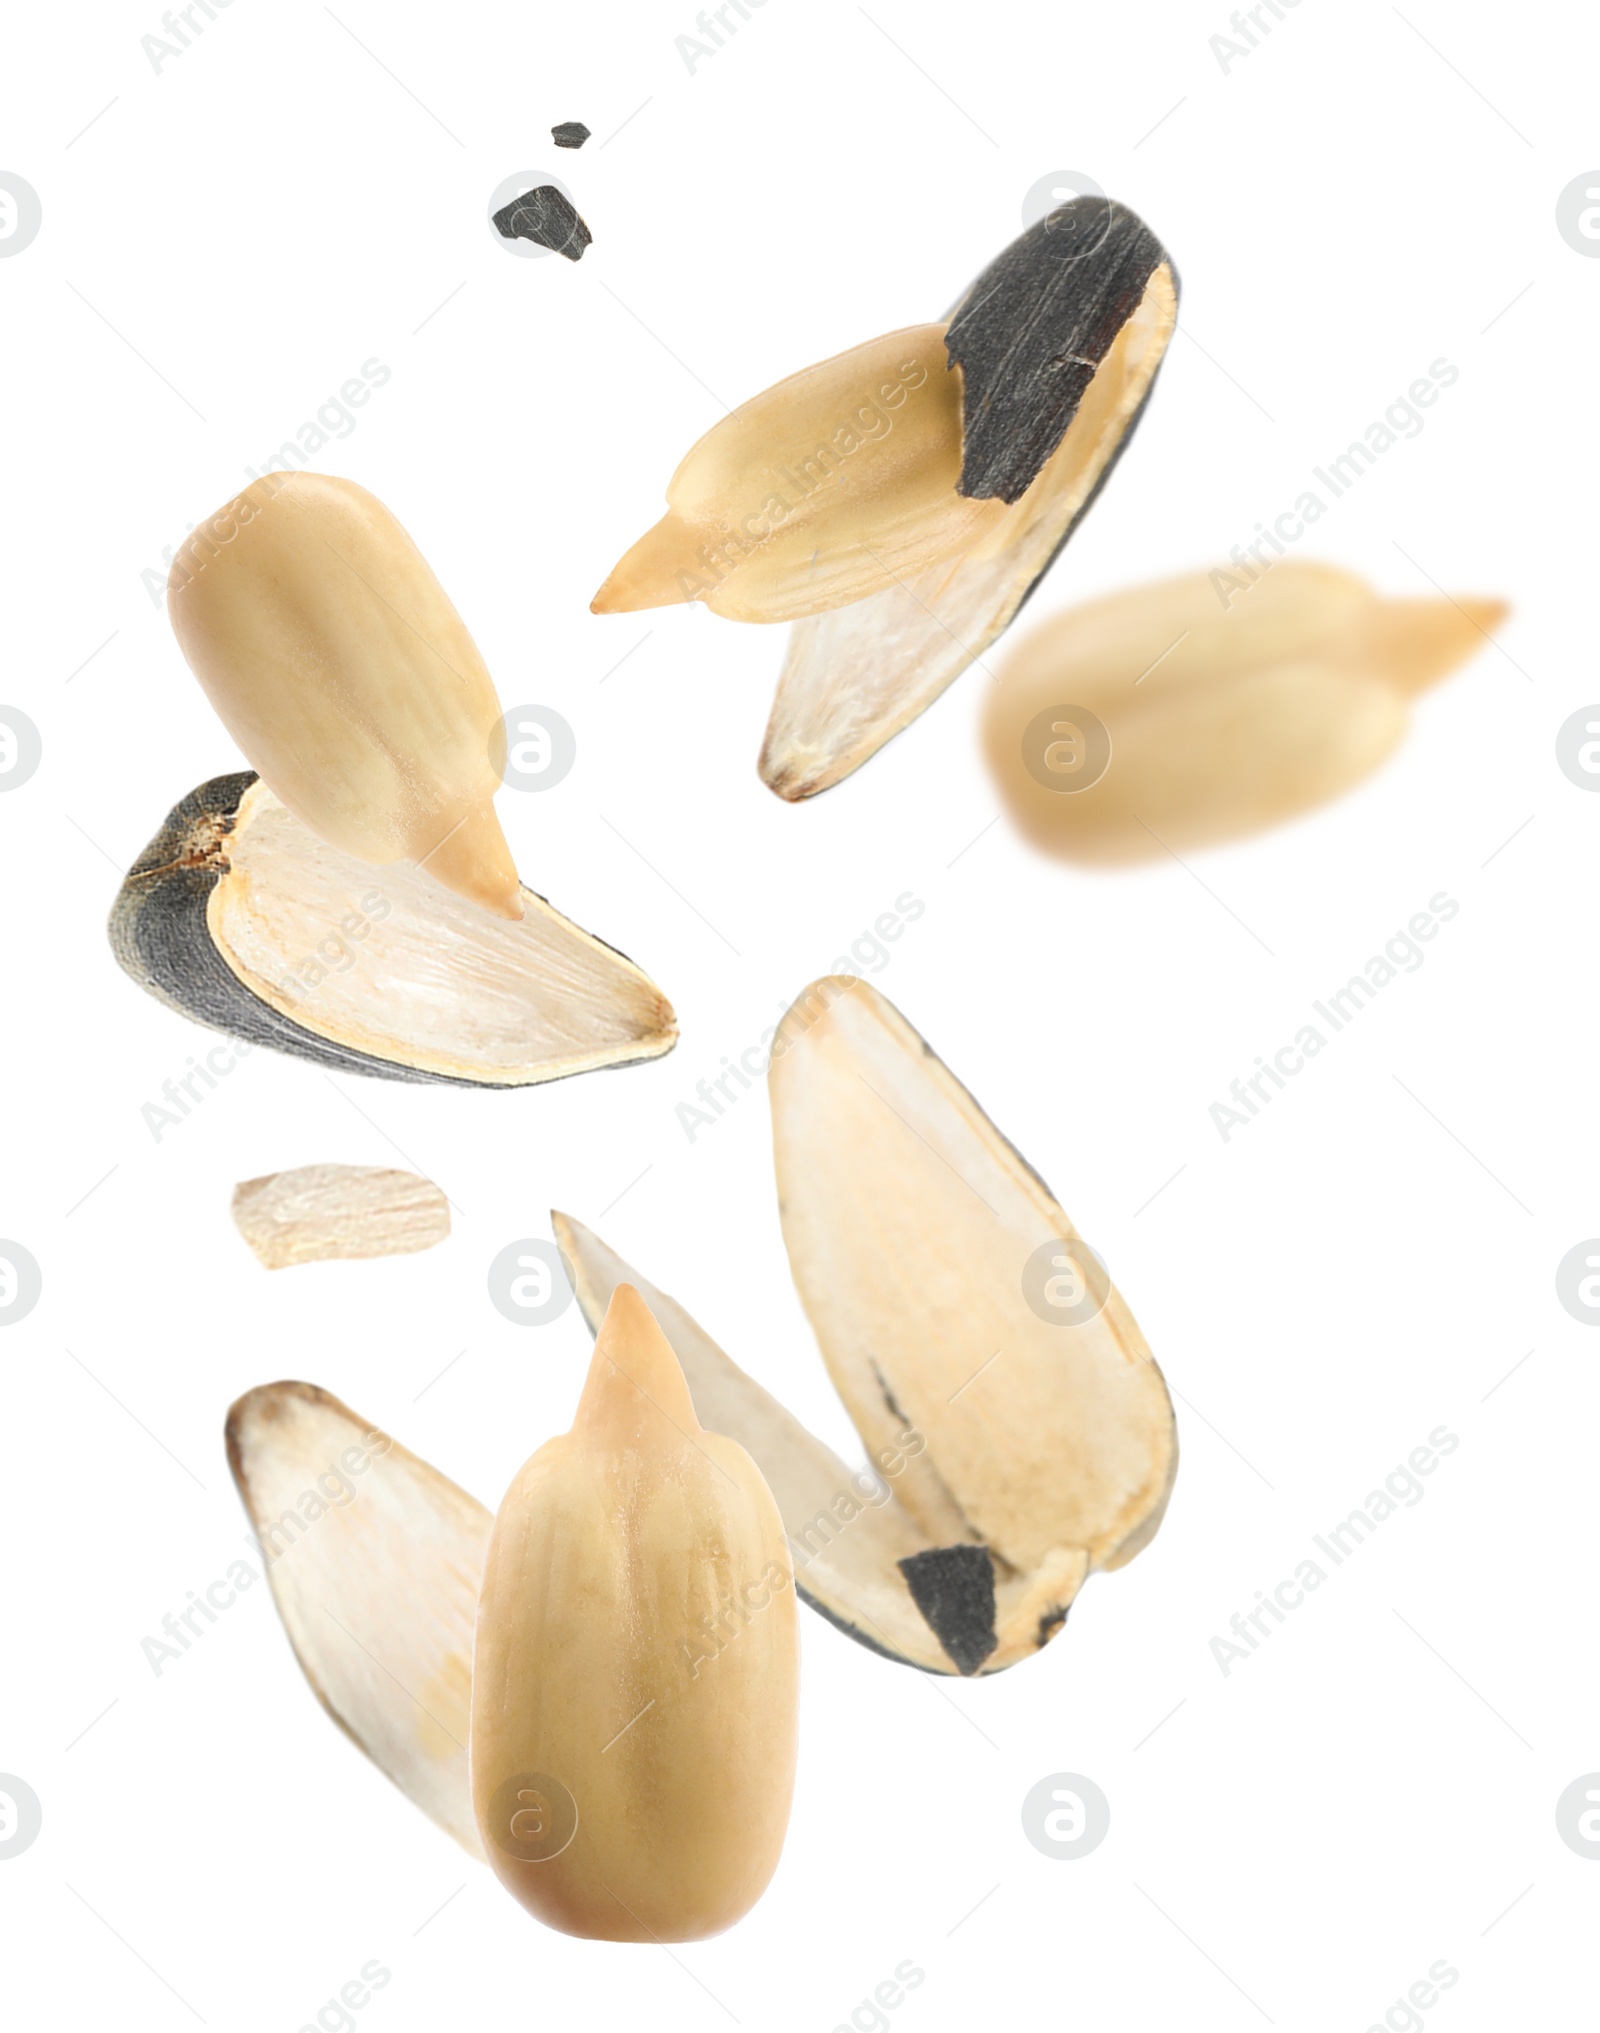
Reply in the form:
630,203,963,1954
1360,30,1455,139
983,561,1509,860
169,472,522,919
225,1382,490,1855
231,1164,450,1268
760,266,1179,798
767,978,1176,1577
470,1286,799,1941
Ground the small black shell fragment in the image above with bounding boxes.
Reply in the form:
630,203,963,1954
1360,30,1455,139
493,184,592,261
552,121,590,149
898,1544,999,1676
945,196,1173,505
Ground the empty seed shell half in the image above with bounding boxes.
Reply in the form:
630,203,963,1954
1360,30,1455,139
769,978,1176,1653
231,1164,450,1268
169,472,522,918
109,774,677,1086
471,1286,799,1940
982,561,1509,860
225,1381,490,1855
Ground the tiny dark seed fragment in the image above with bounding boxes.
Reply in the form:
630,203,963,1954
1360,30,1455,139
493,185,592,261
1035,1604,1070,1648
552,121,590,148
898,1544,998,1676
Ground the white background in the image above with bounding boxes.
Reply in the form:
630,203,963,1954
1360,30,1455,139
1,0,1595,2027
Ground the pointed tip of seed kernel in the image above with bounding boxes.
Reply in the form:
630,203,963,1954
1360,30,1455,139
575,1282,702,1441
1365,594,1511,697
417,800,524,920
591,513,698,614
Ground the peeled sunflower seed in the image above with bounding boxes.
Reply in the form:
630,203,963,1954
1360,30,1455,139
169,471,522,919
983,561,1507,861
593,196,1178,799
225,1381,490,1856
471,1285,799,1941
231,1164,450,1268
108,773,677,1086
558,973,1176,1677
